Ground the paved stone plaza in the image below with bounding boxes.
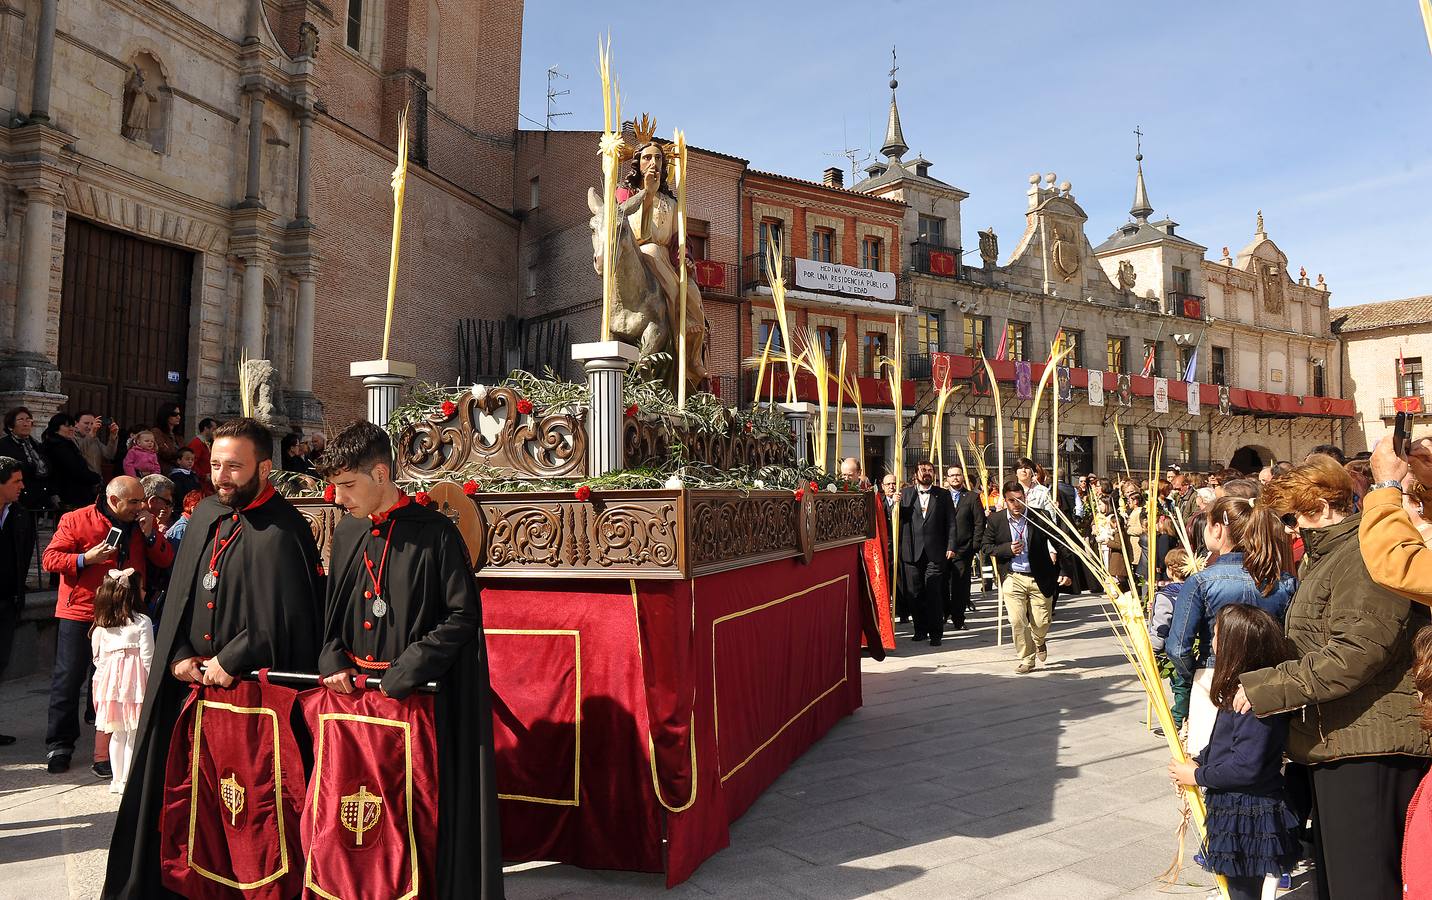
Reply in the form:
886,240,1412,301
0,591,1312,899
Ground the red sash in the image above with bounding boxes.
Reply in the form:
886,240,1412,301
299,680,439,900
158,676,306,900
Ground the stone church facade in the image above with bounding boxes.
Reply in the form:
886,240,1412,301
0,0,521,433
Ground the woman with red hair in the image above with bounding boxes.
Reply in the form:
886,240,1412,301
1235,456,1430,899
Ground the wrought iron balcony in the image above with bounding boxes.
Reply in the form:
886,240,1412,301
904,353,933,380
1382,396,1427,418
691,259,737,298
910,241,961,278
1167,291,1206,319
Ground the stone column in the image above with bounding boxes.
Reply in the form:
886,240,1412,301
240,256,265,357
28,0,58,122
782,402,815,467
294,110,313,224
14,187,57,360
572,341,640,477
242,86,266,207
350,360,417,427
290,273,316,394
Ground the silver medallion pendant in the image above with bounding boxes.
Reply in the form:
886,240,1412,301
202,571,218,592
371,596,388,618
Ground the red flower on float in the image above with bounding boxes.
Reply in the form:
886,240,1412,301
462,480,480,495
440,400,457,417
323,483,336,504
415,490,430,506
575,484,592,501
515,398,534,415
793,488,804,501
744,422,753,432
625,404,638,418
809,480,819,492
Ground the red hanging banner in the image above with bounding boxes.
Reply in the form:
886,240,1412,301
158,677,307,900
298,684,439,900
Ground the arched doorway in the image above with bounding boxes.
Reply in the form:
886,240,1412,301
1229,444,1275,475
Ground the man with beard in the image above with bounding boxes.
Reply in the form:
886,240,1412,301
103,417,322,899
898,460,957,646
315,421,503,899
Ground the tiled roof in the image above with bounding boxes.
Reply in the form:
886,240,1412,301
747,169,907,206
1330,296,1432,333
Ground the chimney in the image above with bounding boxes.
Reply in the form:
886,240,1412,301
822,166,844,188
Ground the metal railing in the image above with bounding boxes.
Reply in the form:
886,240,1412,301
1167,291,1205,318
691,259,738,298
904,353,933,380
1382,396,1427,418
910,241,962,278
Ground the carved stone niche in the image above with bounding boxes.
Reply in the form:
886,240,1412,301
121,52,170,153
396,386,587,481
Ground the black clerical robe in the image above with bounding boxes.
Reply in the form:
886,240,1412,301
102,484,323,899
318,495,503,900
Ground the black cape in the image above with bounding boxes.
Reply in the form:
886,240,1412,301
318,498,504,900
102,488,323,899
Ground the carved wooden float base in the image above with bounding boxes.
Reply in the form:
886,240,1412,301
295,483,876,580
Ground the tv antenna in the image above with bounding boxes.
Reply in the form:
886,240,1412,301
545,65,571,131
825,118,870,182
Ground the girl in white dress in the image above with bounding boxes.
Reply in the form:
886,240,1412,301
90,568,154,793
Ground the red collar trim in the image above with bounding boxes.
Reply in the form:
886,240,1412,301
370,491,409,525
243,482,275,511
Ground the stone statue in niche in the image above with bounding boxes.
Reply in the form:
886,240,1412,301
298,22,319,58
121,65,155,143
1116,259,1137,291
978,227,998,268
241,357,284,426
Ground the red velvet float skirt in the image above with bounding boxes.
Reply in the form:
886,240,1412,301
158,677,307,900
298,682,439,900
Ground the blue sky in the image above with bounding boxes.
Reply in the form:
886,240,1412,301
519,1,1432,308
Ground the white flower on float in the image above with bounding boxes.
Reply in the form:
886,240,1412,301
470,383,488,401
664,475,684,490
825,482,837,492
753,479,765,489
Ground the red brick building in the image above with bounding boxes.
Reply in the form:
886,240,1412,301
741,169,908,476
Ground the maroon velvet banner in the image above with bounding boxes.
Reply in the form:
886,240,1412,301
158,678,306,900
298,686,439,900
482,544,864,886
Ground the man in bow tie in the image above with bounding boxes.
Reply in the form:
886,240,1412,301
898,461,957,646
944,466,986,630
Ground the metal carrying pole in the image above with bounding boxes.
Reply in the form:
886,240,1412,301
237,669,441,694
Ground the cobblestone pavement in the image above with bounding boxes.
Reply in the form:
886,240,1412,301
0,590,1313,898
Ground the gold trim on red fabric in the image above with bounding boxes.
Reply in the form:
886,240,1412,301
710,575,850,783
186,700,291,890
304,713,420,900
628,579,699,813
487,629,582,807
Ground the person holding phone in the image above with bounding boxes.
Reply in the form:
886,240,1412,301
1361,432,1432,606
40,476,173,775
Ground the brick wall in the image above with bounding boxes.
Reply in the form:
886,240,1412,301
308,118,519,425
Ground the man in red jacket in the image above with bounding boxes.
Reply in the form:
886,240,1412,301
42,475,173,774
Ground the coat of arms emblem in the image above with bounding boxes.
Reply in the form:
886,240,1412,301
220,774,245,827
340,784,384,847
1050,224,1079,283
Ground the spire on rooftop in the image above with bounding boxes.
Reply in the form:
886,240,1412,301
1130,125,1153,222
880,46,908,160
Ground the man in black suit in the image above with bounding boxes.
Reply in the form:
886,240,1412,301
898,460,956,646
982,479,1061,673
0,456,35,745
943,466,985,629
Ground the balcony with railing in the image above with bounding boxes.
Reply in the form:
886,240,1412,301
1382,396,1428,418
1167,291,1206,319
909,241,962,278
742,253,905,304
691,258,738,299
